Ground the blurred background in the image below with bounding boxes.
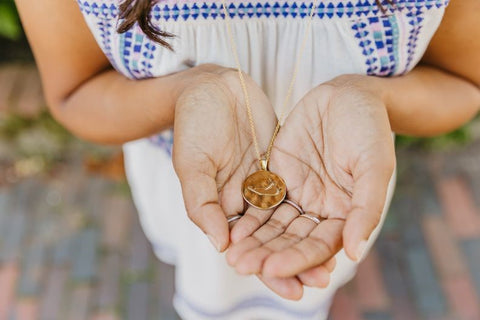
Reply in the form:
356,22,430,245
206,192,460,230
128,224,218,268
1,1,480,319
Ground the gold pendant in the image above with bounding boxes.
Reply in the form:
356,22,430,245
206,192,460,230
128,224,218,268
242,170,287,210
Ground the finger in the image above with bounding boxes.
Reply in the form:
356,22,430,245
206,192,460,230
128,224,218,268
226,236,261,266
227,203,298,266
230,206,273,244
343,158,394,262
179,171,229,252
297,265,330,288
323,256,337,272
234,213,317,275
262,219,344,277
297,257,336,288
257,275,304,301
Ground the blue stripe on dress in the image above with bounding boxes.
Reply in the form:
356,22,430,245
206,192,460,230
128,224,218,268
77,0,450,21
174,290,331,319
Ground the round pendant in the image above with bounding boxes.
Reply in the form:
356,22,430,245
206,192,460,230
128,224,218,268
242,170,287,210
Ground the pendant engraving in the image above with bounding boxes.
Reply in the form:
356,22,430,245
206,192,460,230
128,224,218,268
242,170,287,210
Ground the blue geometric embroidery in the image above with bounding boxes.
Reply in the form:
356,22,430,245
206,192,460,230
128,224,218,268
116,29,157,79
77,1,450,21
403,7,424,74
148,130,174,156
76,0,121,73
132,33,149,77
119,31,136,78
352,15,400,76
352,20,378,75
150,0,446,21
388,15,400,75
77,0,118,19
142,41,156,77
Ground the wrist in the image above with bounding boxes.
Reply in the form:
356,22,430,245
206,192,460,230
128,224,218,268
176,64,235,97
327,74,389,106
173,64,239,119
141,65,230,132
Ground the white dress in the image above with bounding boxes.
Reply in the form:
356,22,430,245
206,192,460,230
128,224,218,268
77,1,448,319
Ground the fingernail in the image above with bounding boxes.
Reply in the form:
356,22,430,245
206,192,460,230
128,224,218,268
207,235,221,252
356,240,368,261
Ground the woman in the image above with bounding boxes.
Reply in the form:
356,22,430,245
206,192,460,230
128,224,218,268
15,0,480,319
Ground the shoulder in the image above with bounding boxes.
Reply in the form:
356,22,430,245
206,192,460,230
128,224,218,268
423,0,480,86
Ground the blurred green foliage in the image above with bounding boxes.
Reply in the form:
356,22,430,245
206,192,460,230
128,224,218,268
0,110,71,144
0,0,21,40
396,126,472,150
0,110,115,169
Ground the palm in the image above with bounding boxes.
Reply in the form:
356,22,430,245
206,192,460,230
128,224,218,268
227,82,395,292
173,69,277,251
271,85,367,223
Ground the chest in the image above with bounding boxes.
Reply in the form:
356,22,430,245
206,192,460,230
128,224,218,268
77,0,449,80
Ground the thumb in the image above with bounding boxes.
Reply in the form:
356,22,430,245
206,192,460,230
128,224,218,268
177,168,230,252
343,156,395,262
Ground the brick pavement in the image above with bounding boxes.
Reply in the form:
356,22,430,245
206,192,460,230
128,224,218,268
0,169,179,320
330,149,480,320
0,144,479,320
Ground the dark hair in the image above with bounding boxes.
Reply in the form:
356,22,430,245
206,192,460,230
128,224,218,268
117,0,174,50
117,0,395,50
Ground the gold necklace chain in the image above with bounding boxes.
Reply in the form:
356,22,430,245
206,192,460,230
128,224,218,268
221,0,319,170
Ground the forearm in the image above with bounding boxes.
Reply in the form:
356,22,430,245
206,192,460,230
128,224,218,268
371,65,480,136
49,66,203,145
